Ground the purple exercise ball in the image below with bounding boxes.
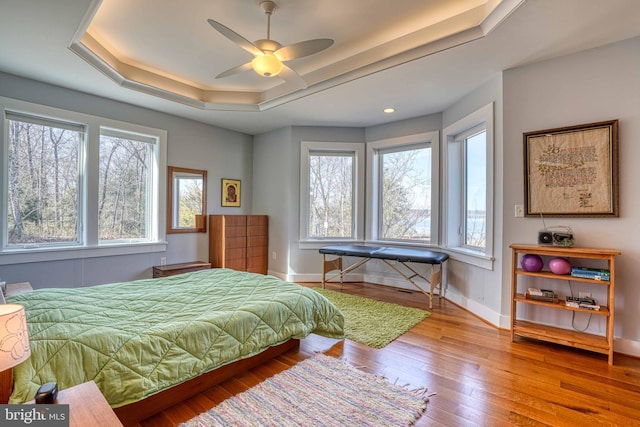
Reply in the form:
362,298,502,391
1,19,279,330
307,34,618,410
549,257,571,275
521,254,544,272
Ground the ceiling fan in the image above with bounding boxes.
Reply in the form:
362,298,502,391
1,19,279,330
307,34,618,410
207,1,334,88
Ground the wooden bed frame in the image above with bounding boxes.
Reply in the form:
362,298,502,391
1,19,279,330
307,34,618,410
115,339,300,425
2,339,299,426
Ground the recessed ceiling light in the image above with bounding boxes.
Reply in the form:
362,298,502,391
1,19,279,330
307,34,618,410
383,108,396,114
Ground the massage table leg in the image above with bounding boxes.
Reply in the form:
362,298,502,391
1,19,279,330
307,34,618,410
322,255,371,289
381,260,444,309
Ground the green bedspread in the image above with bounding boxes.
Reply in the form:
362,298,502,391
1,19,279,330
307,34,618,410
7,268,344,407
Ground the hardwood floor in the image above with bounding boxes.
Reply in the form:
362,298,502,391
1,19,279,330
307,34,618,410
138,282,640,426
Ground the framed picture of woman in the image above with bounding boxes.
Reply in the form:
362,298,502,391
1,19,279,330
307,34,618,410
221,178,240,207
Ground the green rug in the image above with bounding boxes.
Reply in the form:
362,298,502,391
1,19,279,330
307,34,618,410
314,288,430,348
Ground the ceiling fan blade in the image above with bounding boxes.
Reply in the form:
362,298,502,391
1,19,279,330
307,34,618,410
207,19,264,57
216,62,253,79
274,39,334,62
278,64,308,89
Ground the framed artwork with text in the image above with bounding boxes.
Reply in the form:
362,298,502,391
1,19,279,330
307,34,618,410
523,120,618,217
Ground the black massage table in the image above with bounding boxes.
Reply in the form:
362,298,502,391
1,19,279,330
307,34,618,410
319,245,449,309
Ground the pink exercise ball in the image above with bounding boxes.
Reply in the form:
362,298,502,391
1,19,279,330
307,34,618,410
521,254,544,272
549,257,571,275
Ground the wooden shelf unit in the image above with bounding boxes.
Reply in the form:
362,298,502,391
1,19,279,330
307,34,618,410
510,244,620,365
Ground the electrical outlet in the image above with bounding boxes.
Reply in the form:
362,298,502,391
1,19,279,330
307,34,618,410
272,251,277,260
160,257,167,266
515,204,524,217
579,291,592,299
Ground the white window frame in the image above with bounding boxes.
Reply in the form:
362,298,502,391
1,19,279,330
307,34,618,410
442,102,494,269
366,131,439,246
299,141,365,249
0,96,167,265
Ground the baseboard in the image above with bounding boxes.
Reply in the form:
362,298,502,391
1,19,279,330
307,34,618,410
613,337,640,359
444,289,505,328
282,272,365,283
267,270,290,281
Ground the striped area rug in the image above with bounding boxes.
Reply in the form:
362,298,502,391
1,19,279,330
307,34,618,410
181,354,430,426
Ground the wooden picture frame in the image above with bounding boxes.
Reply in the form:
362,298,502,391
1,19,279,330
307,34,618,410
523,120,618,217
221,178,241,207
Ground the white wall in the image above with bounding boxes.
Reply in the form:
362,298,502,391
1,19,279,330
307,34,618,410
253,127,293,275
502,36,640,355
441,74,505,326
0,72,254,288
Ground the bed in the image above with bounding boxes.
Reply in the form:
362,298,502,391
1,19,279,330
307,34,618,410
319,245,449,308
5,268,344,424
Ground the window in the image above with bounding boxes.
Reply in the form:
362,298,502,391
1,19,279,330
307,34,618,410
299,141,364,245
99,128,157,242
366,132,439,244
5,112,83,247
462,127,487,249
1,97,166,261
443,103,494,268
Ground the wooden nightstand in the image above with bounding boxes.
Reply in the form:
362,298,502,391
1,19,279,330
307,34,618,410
28,381,123,427
152,261,211,278
1,282,33,303
5,282,33,297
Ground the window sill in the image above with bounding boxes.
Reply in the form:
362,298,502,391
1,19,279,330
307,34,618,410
298,239,364,250
299,239,440,251
365,239,436,249
446,246,494,270
0,241,167,265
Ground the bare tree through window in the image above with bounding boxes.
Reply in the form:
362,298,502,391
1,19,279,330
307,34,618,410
7,117,80,245
380,146,431,241
308,152,353,238
99,133,152,241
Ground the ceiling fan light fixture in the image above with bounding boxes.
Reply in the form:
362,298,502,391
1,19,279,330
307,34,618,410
208,0,332,84
251,54,283,77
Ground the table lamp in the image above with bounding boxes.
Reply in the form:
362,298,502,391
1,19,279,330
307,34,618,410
0,304,31,404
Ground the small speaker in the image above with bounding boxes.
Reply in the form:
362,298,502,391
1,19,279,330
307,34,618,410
34,382,58,404
538,231,553,244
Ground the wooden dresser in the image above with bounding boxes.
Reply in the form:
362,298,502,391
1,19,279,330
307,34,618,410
209,215,268,274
